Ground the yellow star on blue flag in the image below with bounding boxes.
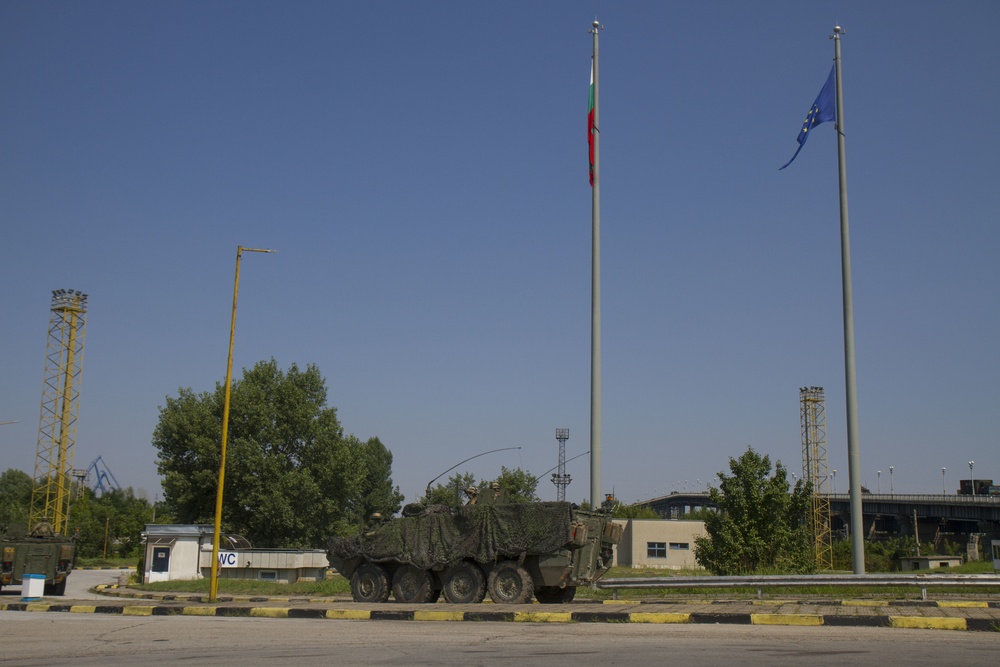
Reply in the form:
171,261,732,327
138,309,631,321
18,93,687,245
780,66,836,170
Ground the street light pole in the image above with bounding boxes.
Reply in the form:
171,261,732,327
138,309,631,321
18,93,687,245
942,467,946,495
969,461,975,497
889,466,894,496
209,245,277,602
877,470,881,494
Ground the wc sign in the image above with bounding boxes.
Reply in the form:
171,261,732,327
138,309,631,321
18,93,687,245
217,551,240,568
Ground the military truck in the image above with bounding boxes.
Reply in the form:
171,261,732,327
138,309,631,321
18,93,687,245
328,495,621,604
1,523,76,596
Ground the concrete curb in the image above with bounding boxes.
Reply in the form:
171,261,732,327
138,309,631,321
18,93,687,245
91,585,1000,609
2,601,997,632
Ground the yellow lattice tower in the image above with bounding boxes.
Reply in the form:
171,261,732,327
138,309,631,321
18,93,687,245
800,386,833,571
29,290,89,535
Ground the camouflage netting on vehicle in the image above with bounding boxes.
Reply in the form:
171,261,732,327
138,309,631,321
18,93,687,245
328,502,574,571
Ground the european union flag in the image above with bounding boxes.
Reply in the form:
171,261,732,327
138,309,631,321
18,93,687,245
779,66,836,170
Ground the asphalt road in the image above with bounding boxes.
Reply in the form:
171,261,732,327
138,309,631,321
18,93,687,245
0,568,128,601
1,613,998,667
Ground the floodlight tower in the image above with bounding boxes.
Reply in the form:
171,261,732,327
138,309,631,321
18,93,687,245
800,386,833,571
71,468,89,501
552,428,571,502
29,290,89,534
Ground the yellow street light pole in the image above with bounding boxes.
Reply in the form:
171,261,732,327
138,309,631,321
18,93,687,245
209,245,276,602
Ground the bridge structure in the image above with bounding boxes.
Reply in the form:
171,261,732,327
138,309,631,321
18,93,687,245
641,491,1000,548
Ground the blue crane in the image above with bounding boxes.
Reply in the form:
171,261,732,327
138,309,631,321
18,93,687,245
86,456,121,495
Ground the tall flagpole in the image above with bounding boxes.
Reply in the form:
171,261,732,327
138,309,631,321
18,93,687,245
833,25,865,574
589,19,603,508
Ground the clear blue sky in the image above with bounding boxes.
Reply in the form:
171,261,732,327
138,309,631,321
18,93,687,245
2,1,998,506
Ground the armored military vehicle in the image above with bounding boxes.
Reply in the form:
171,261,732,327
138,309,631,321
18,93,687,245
328,494,621,604
1,522,76,595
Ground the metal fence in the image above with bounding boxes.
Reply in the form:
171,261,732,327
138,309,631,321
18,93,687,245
597,573,1000,601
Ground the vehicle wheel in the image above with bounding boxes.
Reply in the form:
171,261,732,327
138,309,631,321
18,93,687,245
350,562,390,603
487,560,533,604
392,565,436,603
441,561,486,604
535,586,575,604
43,579,66,596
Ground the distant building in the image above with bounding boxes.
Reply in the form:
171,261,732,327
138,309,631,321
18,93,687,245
612,519,706,570
898,556,963,571
140,524,328,584
958,479,998,495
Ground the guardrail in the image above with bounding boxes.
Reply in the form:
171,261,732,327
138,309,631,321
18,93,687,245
597,573,1000,601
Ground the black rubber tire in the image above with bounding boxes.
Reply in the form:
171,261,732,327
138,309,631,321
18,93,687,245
350,562,390,603
535,586,576,604
487,560,534,604
391,565,436,603
43,579,67,596
441,561,486,604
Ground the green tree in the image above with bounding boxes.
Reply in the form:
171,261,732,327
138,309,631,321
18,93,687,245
70,487,153,559
423,472,478,508
352,436,404,525
489,466,539,503
613,502,661,519
694,447,812,575
153,359,398,547
0,468,32,528
681,507,717,521
833,537,921,572
421,467,538,508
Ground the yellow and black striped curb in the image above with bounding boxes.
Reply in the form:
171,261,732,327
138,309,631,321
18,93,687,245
92,585,1000,610
2,602,997,631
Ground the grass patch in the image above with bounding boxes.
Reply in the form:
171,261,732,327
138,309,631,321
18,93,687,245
135,575,351,597
947,561,995,574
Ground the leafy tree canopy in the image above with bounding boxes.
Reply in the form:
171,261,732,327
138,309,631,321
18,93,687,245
612,502,661,519
152,359,402,548
69,487,155,559
694,447,813,575
422,466,539,508
0,468,33,528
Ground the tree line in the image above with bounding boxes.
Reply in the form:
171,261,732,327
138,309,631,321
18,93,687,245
10,358,921,574
0,468,161,559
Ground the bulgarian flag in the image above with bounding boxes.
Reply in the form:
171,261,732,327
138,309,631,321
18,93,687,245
588,61,595,186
